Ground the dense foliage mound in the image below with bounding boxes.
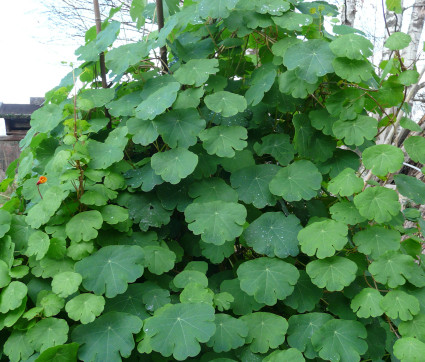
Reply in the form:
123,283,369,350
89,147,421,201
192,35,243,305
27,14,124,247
0,0,424,361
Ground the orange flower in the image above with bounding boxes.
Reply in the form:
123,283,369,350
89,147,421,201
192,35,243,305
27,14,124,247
36,176,47,185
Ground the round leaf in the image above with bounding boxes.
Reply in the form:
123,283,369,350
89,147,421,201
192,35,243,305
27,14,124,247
65,294,105,324
204,91,247,117
362,144,404,176
327,168,364,196
199,126,248,158
51,272,82,298
65,210,103,242
353,226,400,259
27,318,69,353
253,134,295,166
404,136,425,163
380,290,420,321
206,314,248,352
350,288,384,318
394,337,425,361
385,31,412,50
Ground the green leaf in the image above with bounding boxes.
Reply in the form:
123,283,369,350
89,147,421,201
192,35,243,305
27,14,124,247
319,149,360,177
404,136,425,163
125,163,164,192
77,88,115,111
354,186,400,223
253,134,294,166
185,201,247,245
174,87,204,109
329,33,373,59
35,343,79,362
4,330,34,362
127,117,158,146
283,270,323,313
0,281,27,313
26,231,50,261
199,125,248,158
151,148,198,184
237,257,299,305
394,337,425,361
263,348,305,362
309,109,337,136
180,283,213,304
385,31,411,50
241,312,287,353
283,40,335,83
363,144,404,176
189,178,238,203
142,245,176,275
204,91,247,117
0,209,11,238
386,0,402,12
100,205,129,225
245,64,277,106
400,116,422,131
350,288,384,318
353,226,400,259
174,270,208,289
27,318,69,352
311,319,368,361
332,115,377,146
230,165,280,208
154,108,205,148
368,251,424,288
269,160,322,201
38,291,65,317
143,303,216,360
65,293,105,324
278,70,318,98
213,291,234,311
243,212,302,258
220,279,264,315
399,314,425,341
75,245,144,298
174,59,219,87
135,81,180,120
327,168,364,196
381,290,420,321
198,0,239,18
272,12,313,31
394,174,425,204
287,313,333,359
87,140,125,170
298,219,348,259
105,42,149,75
72,312,142,361
30,104,63,133
103,283,151,317
306,256,357,291
333,58,373,82
206,314,248,352
66,210,103,242
51,271,82,298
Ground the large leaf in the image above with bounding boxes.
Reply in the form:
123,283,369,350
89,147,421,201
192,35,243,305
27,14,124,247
0,281,27,313
72,312,142,361
353,226,400,259
198,0,239,19
151,148,198,184
35,343,79,362
188,178,238,203
220,279,264,316
350,288,384,318
385,31,411,50
272,12,313,31
65,294,105,324
199,125,248,157
185,201,247,245
30,104,63,133
237,257,299,305
241,312,287,353
75,245,144,298
311,319,368,361
404,136,425,163
27,318,69,353
298,219,348,259
381,290,420,321
306,256,357,291
253,133,294,166
174,59,219,87
362,144,404,176
327,168,364,196
354,186,400,223
105,42,149,75
245,64,277,106
230,165,280,208
243,212,302,258
204,91,247,117
329,33,373,59
394,174,425,204
269,160,322,201
65,210,103,242
394,337,425,361
283,39,335,83
143,303,216,360
332,115,377,146
333,58,373,82
206,314,248,352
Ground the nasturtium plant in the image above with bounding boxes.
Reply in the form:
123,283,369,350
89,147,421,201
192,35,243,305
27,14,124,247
0,0,423,360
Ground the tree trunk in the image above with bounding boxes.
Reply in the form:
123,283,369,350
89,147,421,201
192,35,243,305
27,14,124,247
342,0,357,27
403,0,425,67
156,0,168,73
93,0,108,88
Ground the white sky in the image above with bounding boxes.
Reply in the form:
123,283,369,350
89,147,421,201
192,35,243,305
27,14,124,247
0,0,78,104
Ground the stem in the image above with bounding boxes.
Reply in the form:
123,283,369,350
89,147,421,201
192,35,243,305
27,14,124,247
156,0,168,73
92,0,108,89
37,185,43,200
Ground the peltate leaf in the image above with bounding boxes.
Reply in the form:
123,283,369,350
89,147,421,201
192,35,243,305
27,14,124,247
198,0,239,19
329,33,373,59
332,115,377,146
174,59,219,87
394,337,425,361
380,290,420,321
65,294,105,324
206,313,248,352
353,226,400,259
333,58,373,82
220,279,264,316
189,178,238,204
245,64,277,106
327,168,364,196
272,12,313,31
105,42,149,74
35,343,79,362
350,288,384,318
362,144,404,176
65,210,103,242
199,125,248,157
253,133,294,166
385,31,411,50
204,91,247,117
27,318,69,353
51,271,82,298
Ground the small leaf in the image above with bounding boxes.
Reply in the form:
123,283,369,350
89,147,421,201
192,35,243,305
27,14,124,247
27,318,69,353
380,290,420,321
127,117,158,146
269,160,322,201
143,303,216,360
65,294,105,324
362,144,404,176
306,256,357,291
72,312,142,361
298,219,348,259
241,312,287,353
51,271,82,298
75,245,144,298
151,148,198,184
332,115,377,146
100,205,129,225
327,168,364,196
185,201,247,245
237,257,299,305
174,270,208,289
0,281,27,313
4,330,34,362
311,319,368,361
399,314,425,341
354,186,400,223
143,245,176,275
353,226,400,259
26,231,50,261
204,91,247,117
206,314,248,352
199,125,248,157
253,133,294,166
385,31,411,50
244,212,302,258
66,210,103,242
174,59,219,87
404,136,425,163
351,288,384,318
